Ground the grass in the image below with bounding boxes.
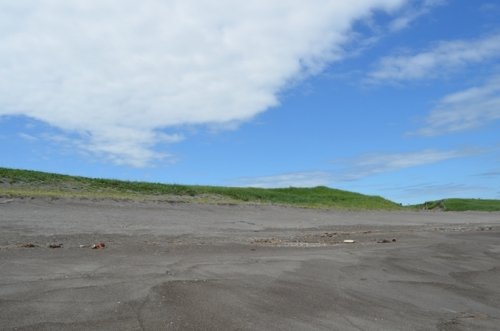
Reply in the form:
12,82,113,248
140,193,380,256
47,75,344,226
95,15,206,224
2,167,498,211
415,199,500,212
0,167,401,210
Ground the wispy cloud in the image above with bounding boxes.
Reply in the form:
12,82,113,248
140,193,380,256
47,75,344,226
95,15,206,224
386,182,486,199
233,148,478,187
368,33,500,82
18,133,38,142
233,171,334,188
0,0,407,167
340,148,480,180
479,3,500,13
414,77,500,136
389,0,446,31
475,170,500,178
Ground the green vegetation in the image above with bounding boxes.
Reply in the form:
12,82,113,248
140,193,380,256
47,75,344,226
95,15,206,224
0,167,401,210
2,167,498,211
415,199,500,212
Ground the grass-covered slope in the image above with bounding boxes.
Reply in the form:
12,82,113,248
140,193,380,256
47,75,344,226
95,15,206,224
416,199,500,212
0,167,401,210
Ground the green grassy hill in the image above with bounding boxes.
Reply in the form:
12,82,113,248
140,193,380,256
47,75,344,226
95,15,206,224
2,167,499,211
0,167,400,210
415,199,500,212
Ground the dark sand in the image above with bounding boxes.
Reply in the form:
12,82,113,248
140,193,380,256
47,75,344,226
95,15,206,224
1,197,499,330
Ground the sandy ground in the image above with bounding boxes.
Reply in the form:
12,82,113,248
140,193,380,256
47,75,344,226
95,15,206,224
1,197,500,330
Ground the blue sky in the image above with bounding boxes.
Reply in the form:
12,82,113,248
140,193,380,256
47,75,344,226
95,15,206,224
1,0,499,204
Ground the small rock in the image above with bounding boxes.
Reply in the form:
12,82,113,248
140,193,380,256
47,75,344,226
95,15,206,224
48,243,63,248
343,239,355,243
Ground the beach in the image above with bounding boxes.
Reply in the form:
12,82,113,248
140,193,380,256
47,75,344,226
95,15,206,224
1,197,499,330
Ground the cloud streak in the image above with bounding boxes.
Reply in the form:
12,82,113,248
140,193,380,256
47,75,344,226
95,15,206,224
0,0,406,166
389,0,445,31
368,33,500,82
232,148,477,188
340,148,479,180
386,182,486,200
476,170,500,178
414,77,500,136
233,171,334,188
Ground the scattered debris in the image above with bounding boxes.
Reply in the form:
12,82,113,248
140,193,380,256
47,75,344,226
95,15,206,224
252,238,327,247
343,239,355,243
253,238,280,245
48,243,63,248
91,243,106,249
321,232,337,237
18,243,37,248
280,242,326,247
377,239,397,243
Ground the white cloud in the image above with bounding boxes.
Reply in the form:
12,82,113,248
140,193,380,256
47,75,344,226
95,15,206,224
341,148,479,180
385,182,487,201
389,0,445,31
415,77,500,136
233,148,477,187
0,0,406,167
479,3,500,12
233,171,333,188
368,33,500,82
18,133,38,142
